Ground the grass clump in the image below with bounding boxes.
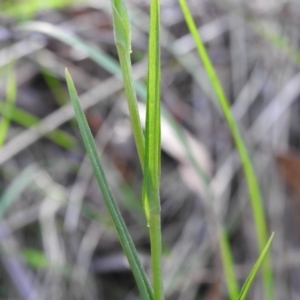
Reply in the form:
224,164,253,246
64,1,274,299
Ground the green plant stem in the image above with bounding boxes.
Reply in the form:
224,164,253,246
144,0,164,299
149,209,163,300
177,1,273,299
111,0,145,168
119,55,145,165
219,228,239,300
111,1,164,298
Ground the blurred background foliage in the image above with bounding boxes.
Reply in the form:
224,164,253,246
1,0,85,19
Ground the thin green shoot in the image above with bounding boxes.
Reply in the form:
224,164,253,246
173,4,238,300
143,0,164,299
110,2,164,296
219,228,239,299
177,1,273,299
110,0,145,167
238,233,275,300
0,70,16,148
65,69,154,300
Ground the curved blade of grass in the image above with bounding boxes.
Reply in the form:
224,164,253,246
0,101,76,149
0,70,16,148
0,164,40,219
142,0,164,299
173,5,237,300
238,233,274,300
178,1,273,299
65,69,153,300
219,228,239,299
110,0,145,168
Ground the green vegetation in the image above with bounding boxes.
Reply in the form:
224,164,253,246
66,1,274,299
0,0,280,299
178,0,273,298
66,70,154,300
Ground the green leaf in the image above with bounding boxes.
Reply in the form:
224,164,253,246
65,69,153,300
142,0,164,299
219,228,239,299
238,233,275,300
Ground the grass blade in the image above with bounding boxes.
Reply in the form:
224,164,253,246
238,233,275,300
65,69,153,300
0,70,16,148
219,228,239,299
110,0,145,168
178,0,273,298
143,0,164,299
